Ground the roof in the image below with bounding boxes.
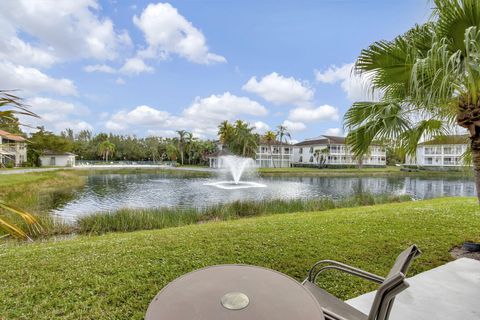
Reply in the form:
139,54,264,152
0,129,26,142
322,135,346,144
259,139,291,146
419,135,469,146
294,135,383,147
294,137,329,146
207,148,233,158
42,151,77,156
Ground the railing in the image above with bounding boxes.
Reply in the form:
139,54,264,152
0,145,16,153
76,160,178,166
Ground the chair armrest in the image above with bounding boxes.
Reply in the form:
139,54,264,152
305,259,385,284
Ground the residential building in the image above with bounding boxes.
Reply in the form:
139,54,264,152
40,151,77,167
405,135,470,167
0,129,27,166
293,135,386,167
255,140,293,168
207,148,233,168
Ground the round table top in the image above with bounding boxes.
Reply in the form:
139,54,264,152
145,264,325,320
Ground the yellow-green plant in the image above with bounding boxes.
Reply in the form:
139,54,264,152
0,201,41,240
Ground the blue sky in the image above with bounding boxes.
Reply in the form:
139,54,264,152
0,0,431,141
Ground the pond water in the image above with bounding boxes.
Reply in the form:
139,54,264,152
52,173,476,220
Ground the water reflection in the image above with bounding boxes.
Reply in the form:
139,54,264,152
52,173,476,220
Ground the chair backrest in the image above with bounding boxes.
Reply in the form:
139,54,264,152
368,245,421,320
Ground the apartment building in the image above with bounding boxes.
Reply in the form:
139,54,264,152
405,135,470,167
293,135,386,167
0,129,27,166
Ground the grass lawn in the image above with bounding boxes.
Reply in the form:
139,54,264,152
1,197,479,319
258,166,474,177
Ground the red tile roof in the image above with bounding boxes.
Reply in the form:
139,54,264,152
0,129,26,142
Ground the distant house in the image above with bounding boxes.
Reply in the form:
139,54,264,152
40,151,77,167
405,135,470,167
255,140,293,168
293,135,386,167
207,148,232,168
0,129,27,167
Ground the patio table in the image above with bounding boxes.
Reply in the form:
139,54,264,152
145,264,325,320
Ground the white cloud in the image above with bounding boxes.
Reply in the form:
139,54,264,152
84,64,117,73
105,92,267,137
119,57,154,75
282,120,306,132
115,77,126,85
0,61,77,96
253,121,270,134
315,63,377,101
133,2,226,64
288,104,339,123
242,72,314,106
0,0,131,66
21,97,92,133
324,127,343,136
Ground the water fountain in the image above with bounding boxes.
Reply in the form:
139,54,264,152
204,155,267,190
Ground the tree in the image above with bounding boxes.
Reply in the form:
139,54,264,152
344,0,480,202
263,130,277,168
275,125,291,168
218,120,234,145
176,130,187,165
234,120,258,157
98,140,115,162
314,147,329,167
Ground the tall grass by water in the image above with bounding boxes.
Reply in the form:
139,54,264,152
77,193,412,234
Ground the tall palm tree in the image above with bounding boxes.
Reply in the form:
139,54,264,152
185,132,197,165
176,130,188,165
263,130,277,168
344,0,480,202
218,120,234,146
98,140,115,162
275,125,291,168
234,120,257,157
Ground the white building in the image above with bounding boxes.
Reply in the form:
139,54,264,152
405,135,470,167
255,141,293,168
293,135,386,167
0,129,27,167
40,152,76,167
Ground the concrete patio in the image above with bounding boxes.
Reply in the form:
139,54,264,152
346,258,480,320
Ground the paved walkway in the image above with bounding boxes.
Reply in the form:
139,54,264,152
346,258,480,320
0,165,215,175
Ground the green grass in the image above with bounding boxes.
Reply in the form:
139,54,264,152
258,166,474,177
0,198,479,319
77,194,412,234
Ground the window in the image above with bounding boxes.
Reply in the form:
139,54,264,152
309,156,314,162
309,147,313,153
284,147,290,153
299,148,303,154
443,147,453,154
299,156,303,162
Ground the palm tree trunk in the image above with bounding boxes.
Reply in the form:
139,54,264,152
470,129,480,203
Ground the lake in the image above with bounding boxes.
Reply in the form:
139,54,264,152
52,173,476,220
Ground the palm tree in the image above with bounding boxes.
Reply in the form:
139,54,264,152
176,130,187,165
234,120,258,157
185,132,197,165
344,0,480,202
275,125,291,168
263,130,277,168
0,90,40,239
218,120,234,145
98,140,115,162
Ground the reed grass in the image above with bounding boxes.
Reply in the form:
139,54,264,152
77,193,412,234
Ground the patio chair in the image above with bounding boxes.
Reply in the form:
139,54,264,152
302,245,421,320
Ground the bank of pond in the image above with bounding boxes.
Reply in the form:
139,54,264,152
0,169,475,239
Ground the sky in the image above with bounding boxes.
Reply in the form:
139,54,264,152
0,0,432,142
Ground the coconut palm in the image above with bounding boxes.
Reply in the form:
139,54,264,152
234,120,258,157
263,130,277,168
218,120,234,145
176,130,188,165
344,0,480,201
98,140,115,162
275,125,291,168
